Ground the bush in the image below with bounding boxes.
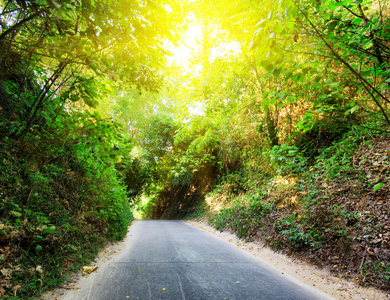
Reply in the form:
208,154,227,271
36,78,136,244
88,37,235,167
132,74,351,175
0,110,133,299
209,197,274,239
294,118,352,159
269,144,308,175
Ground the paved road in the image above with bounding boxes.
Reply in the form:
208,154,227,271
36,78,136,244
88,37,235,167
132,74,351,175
64,220,333,300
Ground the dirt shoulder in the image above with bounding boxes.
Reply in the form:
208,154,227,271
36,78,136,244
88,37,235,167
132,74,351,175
40,221,139,300
186,220,389,300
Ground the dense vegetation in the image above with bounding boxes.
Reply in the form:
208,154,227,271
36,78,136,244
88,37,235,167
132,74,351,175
0,0,180,298
131,0,390,291
0,0,390,298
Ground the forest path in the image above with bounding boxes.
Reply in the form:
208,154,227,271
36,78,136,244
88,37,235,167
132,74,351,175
55,220,332,300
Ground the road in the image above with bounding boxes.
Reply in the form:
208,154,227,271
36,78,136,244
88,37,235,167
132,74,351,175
63,220,333,300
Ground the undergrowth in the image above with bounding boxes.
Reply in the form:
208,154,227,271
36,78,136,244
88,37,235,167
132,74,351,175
0,110,134,299
202,126,390,291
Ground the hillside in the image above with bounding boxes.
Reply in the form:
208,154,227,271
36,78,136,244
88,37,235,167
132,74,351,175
203,134,390,291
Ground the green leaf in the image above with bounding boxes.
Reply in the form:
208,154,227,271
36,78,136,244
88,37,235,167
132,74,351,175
10,211,22,217
35,235,44,242
321,0,330,12
84,97,98,108
70,94,80,102
272,68,281,77
353,18,363,25
42,227,56,234
249,40,258,51
349,105,359,114
328,1,338,10
36,245,43,253
373,183,384,192
68,244,77,251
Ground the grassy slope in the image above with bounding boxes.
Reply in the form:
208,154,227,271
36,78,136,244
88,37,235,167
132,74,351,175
195,133,390,291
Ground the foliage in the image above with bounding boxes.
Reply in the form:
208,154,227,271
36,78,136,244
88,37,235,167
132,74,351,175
204,131,390,289
269,144,308,175
0,105,136,298
0,1,183,296
0,0,181,140
209,196,274,239
294,117,353,158
2,0,390,295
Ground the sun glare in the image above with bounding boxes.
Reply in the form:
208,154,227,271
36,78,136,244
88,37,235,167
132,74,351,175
167,19,241,69
210,41,241,60
188,102,204,116
167,24,203,66
164,4,172,12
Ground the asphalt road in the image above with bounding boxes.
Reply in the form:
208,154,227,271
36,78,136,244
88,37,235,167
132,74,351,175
63,220,333,300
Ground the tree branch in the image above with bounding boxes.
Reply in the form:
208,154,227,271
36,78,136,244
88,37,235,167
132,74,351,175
0,9,46,40
294,2,390,126
334,0,363,18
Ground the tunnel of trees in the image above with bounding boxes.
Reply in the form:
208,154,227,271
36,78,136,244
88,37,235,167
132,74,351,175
1,0,390,297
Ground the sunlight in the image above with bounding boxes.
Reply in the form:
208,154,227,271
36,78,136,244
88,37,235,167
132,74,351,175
164,4,172,13
166,18,241,69
210,41,241,61
188,102,204,116
167,23,203,66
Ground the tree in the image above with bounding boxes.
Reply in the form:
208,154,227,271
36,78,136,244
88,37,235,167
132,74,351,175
0,0,182,138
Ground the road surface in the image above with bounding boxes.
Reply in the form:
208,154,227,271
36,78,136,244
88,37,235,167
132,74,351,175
63,220,333,300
